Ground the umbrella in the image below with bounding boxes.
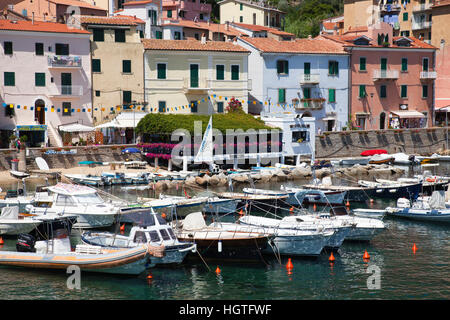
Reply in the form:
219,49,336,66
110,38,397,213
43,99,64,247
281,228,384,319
122,147,141,154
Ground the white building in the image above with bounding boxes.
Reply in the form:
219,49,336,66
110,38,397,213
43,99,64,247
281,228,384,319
0,19,93,147
237,35,350,133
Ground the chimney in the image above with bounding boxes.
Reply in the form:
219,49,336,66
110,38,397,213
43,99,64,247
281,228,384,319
201,33,206,44
32,12,34,24
226,21,229,31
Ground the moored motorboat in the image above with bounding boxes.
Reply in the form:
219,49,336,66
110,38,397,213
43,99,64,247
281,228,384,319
216,192,289,214
0,206,42,236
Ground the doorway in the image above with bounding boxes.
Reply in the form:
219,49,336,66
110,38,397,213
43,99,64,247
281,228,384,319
34,99,45,124
379,112,386,129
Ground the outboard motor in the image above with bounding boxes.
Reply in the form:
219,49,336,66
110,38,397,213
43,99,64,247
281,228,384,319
408,155,416,163
16,233,36,252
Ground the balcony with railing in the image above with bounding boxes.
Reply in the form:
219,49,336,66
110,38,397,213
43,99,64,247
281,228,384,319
48,85,83,98
413,3,433,12
47,55,82,68
420,71,437,80
380,3,401,12
295,98,325,110
300,74,320,85
412,20,432,30
373,69,399,80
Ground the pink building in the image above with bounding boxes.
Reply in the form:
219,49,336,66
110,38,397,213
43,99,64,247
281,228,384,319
162,0,211,21
324,23,437,130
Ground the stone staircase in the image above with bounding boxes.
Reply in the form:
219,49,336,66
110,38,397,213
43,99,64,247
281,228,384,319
47,122,63,147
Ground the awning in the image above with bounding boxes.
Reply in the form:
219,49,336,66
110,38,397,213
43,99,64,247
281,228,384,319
59,123,95,132
391,110,426,119
95,112,147,129
321,117,336,121
436,106,450,112
355,112,370,117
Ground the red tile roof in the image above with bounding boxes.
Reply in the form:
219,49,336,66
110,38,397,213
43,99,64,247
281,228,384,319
343,26,369,34
122,0,155,6
239,36,347,54
0,19,91,34
231,22,294,36
322,34,437,49
80,15,145,25
162,20,241,36
48,0,107,11
142,39,249,52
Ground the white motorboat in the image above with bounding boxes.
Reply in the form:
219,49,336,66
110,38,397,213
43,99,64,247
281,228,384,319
81,207,196,265
64,173,106,186
352,208,386,219
0,206,42,235
25,183,119,229
279,186,347,206
239,215,351,250
202,197,237,214
228,216,337,256
9,171,30,179
391,152,419,165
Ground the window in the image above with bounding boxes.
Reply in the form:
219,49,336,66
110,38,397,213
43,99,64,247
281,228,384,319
328,60,339,75
292,130,309,143
190,101,198,113
231,65,239,80
240,16,243,23
277,60,289,75
253,13,256,25
380,85,387,98
93,28,104,42
155,30,163,39
167,228,176,240
359,57,366,71
217,101,224,113
200,13,204,20
179,10,185,18
401,85,408,98
115,29,126,42
4,41,12,55
55,43,69,55
422,84,428,98
401,30,410,37
401,58,408,72
149,10,157,25
62,102,71,116
148,231,160,242
240,3,243,10
133,231,147,243
4,72,15,86
123,91,132,104
55,195,76,206
35,42,44,56
92,59,101,72
328,88,336,102
423,58,429,72
95,90,100,97
278,88,286,103
157,63,166,79
35,73,45,87
159,229,171,241
403,12,408,21
216,65,224,80
359,85,366,98
158,101,166,112
167,10,172,18
194,33,200,40
122,60,131,73
174,31,181,40
139,30,144,38
356,116,366,130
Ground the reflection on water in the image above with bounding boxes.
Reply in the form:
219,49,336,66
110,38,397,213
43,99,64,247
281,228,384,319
0,163,449,299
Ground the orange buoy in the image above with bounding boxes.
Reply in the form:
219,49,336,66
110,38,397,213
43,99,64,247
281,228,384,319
313,203,317,211
289,206,294,215
286,258,293,270
238,209,244,216
412,243,417,253
369,199,374,205
161,213,167,219
147,274,153,280
120,224,125,233
329,252,335,263
0,237,3,245
346,200,350,207
215,266,221,274
363,250,370,260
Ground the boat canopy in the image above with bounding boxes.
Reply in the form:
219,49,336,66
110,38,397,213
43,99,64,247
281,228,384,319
0,206,19,219
293,189,330,204
47,183,97,196
429,191,446,209
120,208,167,227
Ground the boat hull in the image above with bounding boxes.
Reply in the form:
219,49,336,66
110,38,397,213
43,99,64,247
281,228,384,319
264,234,328,256
0,221,42,236
386,208,450,222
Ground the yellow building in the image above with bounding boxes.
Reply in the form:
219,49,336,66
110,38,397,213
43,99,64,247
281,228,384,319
142,38,250,114
80,15,146,124
218,0,285,29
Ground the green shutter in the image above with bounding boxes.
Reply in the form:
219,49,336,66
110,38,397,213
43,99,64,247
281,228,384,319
191,101,198,113
329,88,336,102
35,73,45,87
217,102,224,113
284,60,289,74
401,85,407,98
401,58,408,72
380,85,386,98
190,64,199,87
167,10,172,18
4,72,15,86
92,59,101,72
4,41,12,55
157,63,166,79
216,65,224,80
359,85,366,98
329,61,338,75
360,57,366,71
123,60,131,73
93,28,104,42
278,89,286,103
155,30,162,39
423,58,429,72
304,62,311,75
158,101,166,113
231,65,239,80
35,43,44,56
240,3,243,10
123,91,132,104
303,87,310,99
240,16,243,23
277,60,282,74
422,85,428,98
403,12,408,21
380,58,387,71
115,29,125,42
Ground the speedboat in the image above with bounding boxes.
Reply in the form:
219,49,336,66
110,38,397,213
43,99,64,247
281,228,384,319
386,191,450,223
279,186,347,206
63,173,106,187
81,207,196,266
171,212,272,261
0,206,42,236
230,215,337,256
25,183,119,229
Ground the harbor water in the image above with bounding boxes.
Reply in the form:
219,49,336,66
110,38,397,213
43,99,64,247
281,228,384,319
0,163,449,300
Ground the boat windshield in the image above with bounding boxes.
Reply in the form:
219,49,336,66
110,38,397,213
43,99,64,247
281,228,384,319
74,193,104,205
